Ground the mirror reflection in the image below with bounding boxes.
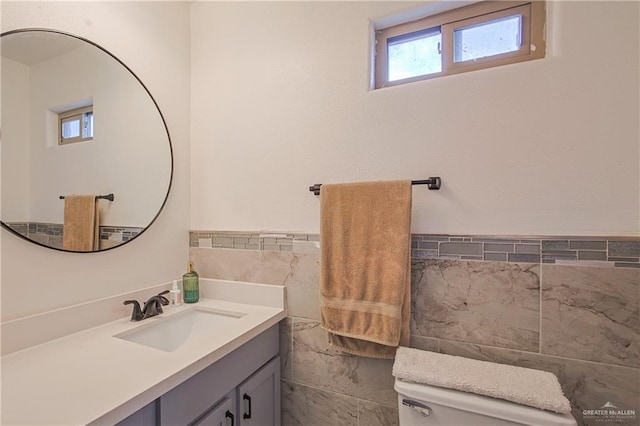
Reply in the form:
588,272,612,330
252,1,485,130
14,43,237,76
1,29,173,252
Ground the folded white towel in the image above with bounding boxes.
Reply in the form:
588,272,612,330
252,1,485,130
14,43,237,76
392,347,571,414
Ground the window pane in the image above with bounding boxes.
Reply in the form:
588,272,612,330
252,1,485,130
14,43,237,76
454,14,521,63
83,112,94,138
388,29,441,82
62,117,81,139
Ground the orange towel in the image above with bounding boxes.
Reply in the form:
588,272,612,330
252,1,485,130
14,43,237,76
62,195,99,251
320,180,412,359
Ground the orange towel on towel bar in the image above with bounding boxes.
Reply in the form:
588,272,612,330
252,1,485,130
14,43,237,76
320,180,412,359
62,195,99,251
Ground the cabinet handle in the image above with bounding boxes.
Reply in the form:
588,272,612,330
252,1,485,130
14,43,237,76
242,393,252,419
225,410,234,426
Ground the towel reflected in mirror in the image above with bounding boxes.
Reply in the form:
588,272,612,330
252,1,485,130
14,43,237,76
62,195,99,251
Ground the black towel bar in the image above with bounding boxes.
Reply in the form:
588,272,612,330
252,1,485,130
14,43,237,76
308,178,441,195
59,193,115,201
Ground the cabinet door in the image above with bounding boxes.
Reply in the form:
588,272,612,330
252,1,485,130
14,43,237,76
193,393,236,426
237,356,281,426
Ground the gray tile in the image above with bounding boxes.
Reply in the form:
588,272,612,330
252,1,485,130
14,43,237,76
211,236,234,247
281,380,358,426
616,262,640,269
543,240,570,251
577,251,607,261
570,240,607,250
461,255,483,260
484,243,514,252
541,264,640,368
543,253,578,262
411,259,540,352
608,257,639,262
418,241,438,250
515,244,540,254
609,241,640,257
291,319,397,406
484,252,508,262
439,242,483,256
508,253,540,263
416,234,451,241
411,249,438,259
471,238,520,243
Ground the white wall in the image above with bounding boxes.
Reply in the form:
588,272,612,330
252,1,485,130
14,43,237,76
26,44,171,227
1,1,191,320
190,1,639,236
1,57,30,222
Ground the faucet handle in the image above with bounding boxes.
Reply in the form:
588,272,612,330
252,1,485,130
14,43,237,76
124,300,144,321
143,296,165,318
156,290,170,306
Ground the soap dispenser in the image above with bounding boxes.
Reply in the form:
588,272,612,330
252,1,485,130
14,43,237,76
170,280,182,306
183,261,199,303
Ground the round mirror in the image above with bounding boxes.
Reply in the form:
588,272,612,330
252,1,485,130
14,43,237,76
1,29,173,252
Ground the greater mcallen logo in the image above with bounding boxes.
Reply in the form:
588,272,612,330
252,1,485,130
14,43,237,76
583,402,636,423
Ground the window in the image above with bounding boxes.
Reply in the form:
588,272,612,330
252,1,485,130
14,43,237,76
59,106,93,145
374,1,545,88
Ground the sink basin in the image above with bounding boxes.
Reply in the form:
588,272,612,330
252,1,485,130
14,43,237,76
115,307,246,352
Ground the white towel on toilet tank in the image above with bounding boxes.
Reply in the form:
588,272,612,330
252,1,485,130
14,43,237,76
392,347,571,414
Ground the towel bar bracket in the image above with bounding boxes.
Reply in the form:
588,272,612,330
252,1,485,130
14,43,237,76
309,177,441,196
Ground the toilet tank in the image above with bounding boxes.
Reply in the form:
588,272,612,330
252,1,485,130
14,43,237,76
396,379,577,426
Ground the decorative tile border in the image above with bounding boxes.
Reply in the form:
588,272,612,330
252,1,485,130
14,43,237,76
6,222,143,249
412,235,639,268
190,231,318,252
190,231,640,269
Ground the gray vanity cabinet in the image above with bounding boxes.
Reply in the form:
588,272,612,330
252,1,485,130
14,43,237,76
117,325,279,426
193,393,236,426
237,356,281,426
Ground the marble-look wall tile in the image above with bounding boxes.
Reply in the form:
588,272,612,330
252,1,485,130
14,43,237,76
541,265,639,367
190,247,321,320
411,259,540,352
409,335,440,352
282,380,358,426
357,400,399,426
291,318,397,407
438,340,639,426
280,318,292,381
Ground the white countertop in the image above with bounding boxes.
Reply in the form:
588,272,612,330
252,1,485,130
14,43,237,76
1,280,286,425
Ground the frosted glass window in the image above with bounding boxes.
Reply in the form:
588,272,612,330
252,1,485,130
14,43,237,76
454,15,522,63
388,29,441,82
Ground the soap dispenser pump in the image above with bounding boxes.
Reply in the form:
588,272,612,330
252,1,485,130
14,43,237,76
183,261,199,303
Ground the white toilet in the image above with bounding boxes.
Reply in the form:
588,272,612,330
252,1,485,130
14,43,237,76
393,347,578,426
396,377,577,426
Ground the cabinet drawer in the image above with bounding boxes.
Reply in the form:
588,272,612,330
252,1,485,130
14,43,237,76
159,325,278,425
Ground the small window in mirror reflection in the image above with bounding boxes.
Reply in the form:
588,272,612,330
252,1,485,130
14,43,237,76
59,106,93,145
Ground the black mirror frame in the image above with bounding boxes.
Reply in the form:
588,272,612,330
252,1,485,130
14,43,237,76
0,28,174,253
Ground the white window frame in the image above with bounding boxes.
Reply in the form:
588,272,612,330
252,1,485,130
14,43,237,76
374,1,546,89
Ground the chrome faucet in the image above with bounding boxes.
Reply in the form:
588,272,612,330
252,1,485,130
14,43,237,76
124,290,170,322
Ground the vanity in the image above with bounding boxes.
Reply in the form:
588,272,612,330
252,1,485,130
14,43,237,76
1,279,286,425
